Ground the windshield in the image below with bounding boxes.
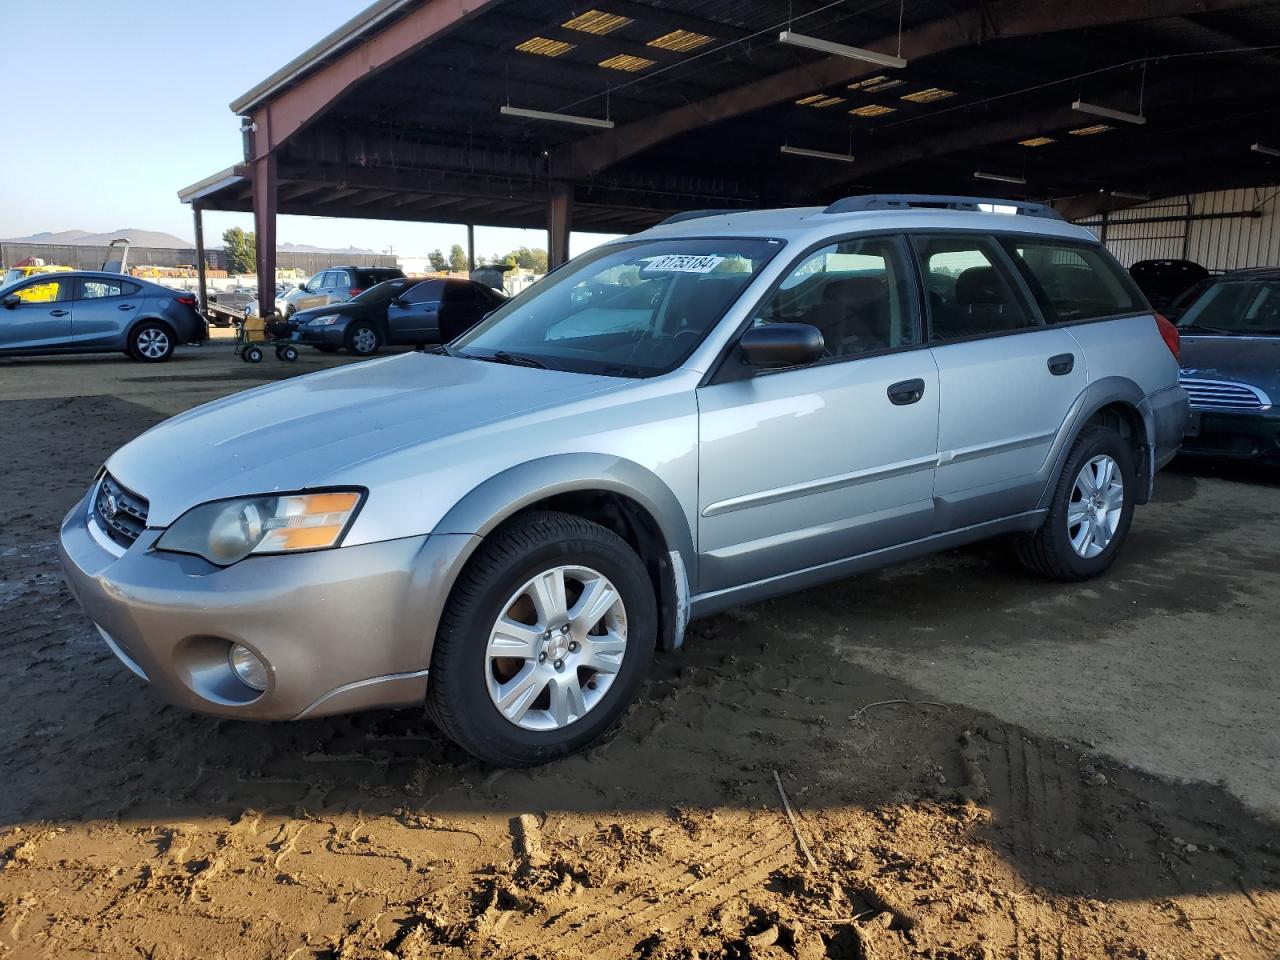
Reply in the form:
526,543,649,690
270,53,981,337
1,268,23,291
451,237,781,377
351,277,411,306
1176,279,1280,334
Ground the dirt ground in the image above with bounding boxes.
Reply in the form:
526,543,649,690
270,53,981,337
1,345,1278,960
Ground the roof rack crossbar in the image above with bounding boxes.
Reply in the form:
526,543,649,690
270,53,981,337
656,208,751,226
823,194,1063,221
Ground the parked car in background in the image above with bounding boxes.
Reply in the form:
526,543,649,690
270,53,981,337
296,276,506,355
1176,267,1280,462
0,271,205,361
58,195,1187,766
280,266,405,316
1129,258,1210,311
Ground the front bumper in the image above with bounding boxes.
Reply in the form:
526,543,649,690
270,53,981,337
1181,407,1280,461
57,488,478,720
296,323,347,347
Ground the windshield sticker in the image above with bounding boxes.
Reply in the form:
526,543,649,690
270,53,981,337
641,254,726,274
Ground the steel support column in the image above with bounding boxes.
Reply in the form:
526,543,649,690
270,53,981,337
192,204,209,315
252,153,278,314
467,223,475,272
548,184,572,269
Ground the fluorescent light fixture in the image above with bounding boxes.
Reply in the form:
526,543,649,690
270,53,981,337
974,170,1027,185
1072,100,1145,125
500,105,615,128
1111,189,1150,201
778,30,907,69
781,145,856,163
1252,142,1280,158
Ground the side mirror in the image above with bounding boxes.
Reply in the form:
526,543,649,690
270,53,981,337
2,293,19,309
739,323,823,369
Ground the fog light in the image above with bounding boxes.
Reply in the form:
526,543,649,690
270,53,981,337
228,643,269,691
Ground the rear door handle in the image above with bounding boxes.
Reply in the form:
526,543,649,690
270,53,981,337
1047,352,1075,376
50,309,69,317
887,378,926,405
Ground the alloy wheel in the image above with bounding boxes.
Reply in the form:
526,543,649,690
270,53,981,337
352,328,377,354
485,564,628,732
136,328,170,359
1067,454,1124,558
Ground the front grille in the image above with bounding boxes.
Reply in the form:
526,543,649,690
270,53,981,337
1180,377,1271,411
93,473,149,548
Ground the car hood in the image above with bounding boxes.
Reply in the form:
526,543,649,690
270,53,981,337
293,302,364,323
106,352,625,526
1179,334,1280,398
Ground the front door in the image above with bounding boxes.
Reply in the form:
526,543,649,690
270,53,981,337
696,235,939,594
387,279,443,343
0,276,73,352
913,233,1088,529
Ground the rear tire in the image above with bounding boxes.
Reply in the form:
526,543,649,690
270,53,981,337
129,322,174,362
427,511,656,766
1015,426,1136,581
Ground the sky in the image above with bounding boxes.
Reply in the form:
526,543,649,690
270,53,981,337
0,0,615,260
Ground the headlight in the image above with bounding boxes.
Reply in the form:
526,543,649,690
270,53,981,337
156,490,364,565
310,314,341,326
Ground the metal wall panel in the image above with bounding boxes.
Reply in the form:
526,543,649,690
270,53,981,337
1075,184,1280,271
0,243,397,274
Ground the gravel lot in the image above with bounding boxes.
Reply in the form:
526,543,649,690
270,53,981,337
2,344,1277,959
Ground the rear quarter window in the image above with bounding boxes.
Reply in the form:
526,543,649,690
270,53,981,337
1004,239,1145,323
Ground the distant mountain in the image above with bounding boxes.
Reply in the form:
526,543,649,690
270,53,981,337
4,228,194,248
280,241,382,255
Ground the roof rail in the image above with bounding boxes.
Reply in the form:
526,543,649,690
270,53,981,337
823,194,1063,221
656,208,751,226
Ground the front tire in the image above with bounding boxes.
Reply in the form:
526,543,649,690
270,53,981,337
129,322,174,362
427,511,657,766
345,322,381,356
1015,426,1136,581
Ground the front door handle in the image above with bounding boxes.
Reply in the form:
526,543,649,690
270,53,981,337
50,309,69,317
1047,352,1075,376
887,378,926,405
117,303,136,311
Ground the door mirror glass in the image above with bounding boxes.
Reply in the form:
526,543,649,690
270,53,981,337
740,323,824,368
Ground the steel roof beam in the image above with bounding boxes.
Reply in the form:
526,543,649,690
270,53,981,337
556,0,1271,178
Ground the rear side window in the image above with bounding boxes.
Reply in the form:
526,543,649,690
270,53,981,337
913,235,1037,341
1005,240,1143,323
80,278,140,299
444,280,481,304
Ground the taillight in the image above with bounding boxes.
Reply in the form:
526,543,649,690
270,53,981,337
349,287,364,296
175,294,197,306
1155,312,1180,360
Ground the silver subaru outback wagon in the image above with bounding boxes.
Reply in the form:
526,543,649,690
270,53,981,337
58,195,1188,765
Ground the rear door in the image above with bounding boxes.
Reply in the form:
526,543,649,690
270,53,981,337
916,233,1087,530
71,276,144,347
386,279,443,343
438,280,492,340
0,276,73,351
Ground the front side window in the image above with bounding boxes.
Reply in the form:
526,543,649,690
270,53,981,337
914,235,1037,341
11,278,64,304
752,235,917,360
351,278,411,306
403,279,443,304
453,237,780,377
1177,280,1280,335
1005,240,1143,322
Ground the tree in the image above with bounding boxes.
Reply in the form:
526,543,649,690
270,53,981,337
427,249,447,272
448,244,468,273
222,227,257,275
501,246,549,273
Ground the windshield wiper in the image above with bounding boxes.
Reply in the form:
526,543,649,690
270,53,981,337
490,350,548,369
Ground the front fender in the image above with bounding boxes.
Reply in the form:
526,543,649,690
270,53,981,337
432,452,697,580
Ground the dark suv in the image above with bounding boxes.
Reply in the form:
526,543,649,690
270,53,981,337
281,266,405,316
